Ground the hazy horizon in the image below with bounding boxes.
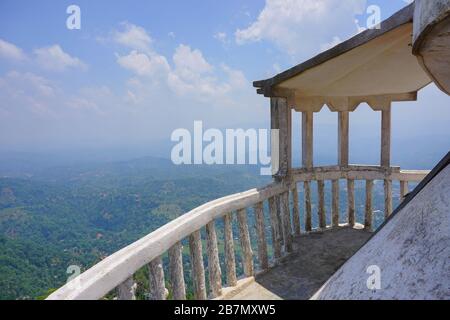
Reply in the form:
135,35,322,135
1,0,449,158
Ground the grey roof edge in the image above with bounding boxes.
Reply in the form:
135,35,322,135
253,3,415,92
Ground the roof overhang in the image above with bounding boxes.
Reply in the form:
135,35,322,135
254,4,432,112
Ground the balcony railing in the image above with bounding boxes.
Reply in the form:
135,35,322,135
47,165,429,300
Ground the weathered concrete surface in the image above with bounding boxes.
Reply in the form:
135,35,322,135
413,0,450,95
230,225,372,300
231,282,282,300
312,165,450,300
413,0,450,46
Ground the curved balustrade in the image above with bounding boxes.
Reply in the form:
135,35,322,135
47,165,430,300
47,182,288,300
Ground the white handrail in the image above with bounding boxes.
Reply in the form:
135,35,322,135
292,165,430,182
47,182,287,300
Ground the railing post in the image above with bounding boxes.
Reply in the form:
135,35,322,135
189,230,207,300
206,221,222,298
168,241,186,300
338,111,349,167
400,180,409,202
281,191,293,253
381,108,391,167
347,179,355,227
365,180,374,231
254,202,269,270
317,180,326,229
304,181,312,231
332,180,340,227
148,256,166,300
268,196,282,261
271,97,291,176
275,195,283,241
384,179,393,218
237,208,254,277
291,186,301,236
302,111,314,168
223,213,237,287
117,276,136,300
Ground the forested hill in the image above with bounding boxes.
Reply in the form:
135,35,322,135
0,156,269,300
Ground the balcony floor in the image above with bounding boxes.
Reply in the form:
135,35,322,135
230,225,372,300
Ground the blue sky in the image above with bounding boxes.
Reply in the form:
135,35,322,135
0,0,448,165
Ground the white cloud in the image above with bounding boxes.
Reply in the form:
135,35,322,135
4,71,56,97
172,44,213,77
113,32,249,102
0,35,263,149
0,70,118,122
66,86,115,115
116,50,170,78
0,71,58,116
0,25,262,149
221,64,247,90
106,23,261,136
110,23,243,101
113,22,153,52
235,0,366,58
214,32,229,44
0,39,27,61
168,44,223,98
167,44,248,100
0,40,86,72
34,45,87,72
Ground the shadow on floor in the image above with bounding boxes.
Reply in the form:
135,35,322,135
231,226,372,300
